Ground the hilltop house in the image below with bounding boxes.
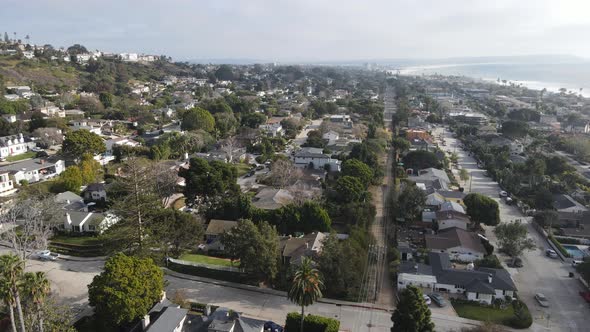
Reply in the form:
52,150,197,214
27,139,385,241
398,252,517,305
0,134,32,158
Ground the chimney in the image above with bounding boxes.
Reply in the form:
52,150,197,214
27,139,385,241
488,274,492,284
40,159,45,165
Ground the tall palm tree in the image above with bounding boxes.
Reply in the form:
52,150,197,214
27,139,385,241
0,277,18,332
287,257,324,332
24,272,51,332
0,255,26,332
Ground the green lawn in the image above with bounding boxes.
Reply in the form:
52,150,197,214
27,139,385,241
179,254,236,267
50,235,104,246
452,300,515,325
6,151,36,162
235,163,252,177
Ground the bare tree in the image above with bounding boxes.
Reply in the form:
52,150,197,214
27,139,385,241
268,159,302,188
220,136,240,163
153,162,180,208
32,127,64,148
0,198,61,262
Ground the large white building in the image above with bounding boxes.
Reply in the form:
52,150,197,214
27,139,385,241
0,158,65,184
0,134,31,159
293,151,341,172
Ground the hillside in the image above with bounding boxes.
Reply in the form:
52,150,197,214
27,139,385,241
0,57,79,91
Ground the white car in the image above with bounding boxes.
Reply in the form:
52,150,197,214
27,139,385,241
36,250,59,261
499,191,508,198
423,294,431,305
535,293,549,307
572,260,583,267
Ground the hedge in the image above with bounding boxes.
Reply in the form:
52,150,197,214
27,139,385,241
284,312,340,332
505,300,532,329
548,235,570,258
555,237,582,245
167,261,258,285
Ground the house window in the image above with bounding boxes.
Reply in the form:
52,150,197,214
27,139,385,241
476,293,479,299
88,225,96,231
73,226,80,232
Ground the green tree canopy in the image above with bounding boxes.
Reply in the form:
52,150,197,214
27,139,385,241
402,150,441,172
501,120,529,139
464,193,500,226
533,210,558,228
62,129,106,158
288,257,324,332
398,183,426,222
180,158,239,206
342,159,374,186
391,285,434,332
88,253,164,327
334,176,366,203
299,201,331,233
494,220,536,259
181,107,215,133
154,209,204,257
57,166,83,193
241,112,267,128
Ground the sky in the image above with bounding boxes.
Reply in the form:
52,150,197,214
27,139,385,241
2,0,590,62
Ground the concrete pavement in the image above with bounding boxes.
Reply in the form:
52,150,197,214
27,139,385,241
436,127,589,332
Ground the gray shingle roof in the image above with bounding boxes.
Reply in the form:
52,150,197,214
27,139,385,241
425,227,485,254
146,306,187,332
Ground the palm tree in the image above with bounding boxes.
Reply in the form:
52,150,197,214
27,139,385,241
0,255,26,332
0,277,18,332
287,257,324,332
24,272,51,332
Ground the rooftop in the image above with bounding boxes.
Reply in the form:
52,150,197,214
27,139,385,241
425,227,485,254
206,219,238,236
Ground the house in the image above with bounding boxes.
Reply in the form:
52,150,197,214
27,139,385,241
38,106,65,118
205,219,238,251
64,109,85,117
436,191,466,205
293,151,341,172
252,188,294,210
281,232,327,265
142,296,187,332
322,131,340,145
0,171,16,196
258,122,283,137
434,210,470,230
2,114,17,123
329,114,353,128
0,158,65,184
0,134,30,158
398,252,516,305
425,227,485,262
439,201,466,214
411,168,451,191
56,196,118,233
207,307,265,332
69,120,102,135
406,129,431,141
82,183,107,202
553,194,588,213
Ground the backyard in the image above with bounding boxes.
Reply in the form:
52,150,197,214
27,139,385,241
179,253,237,267
452,299,516,326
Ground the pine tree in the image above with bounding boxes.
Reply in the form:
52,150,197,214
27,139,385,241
391,286,435,332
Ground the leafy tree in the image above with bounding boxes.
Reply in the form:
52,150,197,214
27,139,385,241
288,257,324,332
98,92,114,108
181,107,215,133
391,137,410,161
391,285,434,332
334,176,366,203
494,220,536,262
342,159,374,186
474,255,502,269
302,130,326,148
180,158,239,208
79,153,102,184
534,188,554,210
23,271,51,332
155,209,204,257
0,254,26,332
241,112,267,128
349,142,379,169
88,253,164,327
398,183,426,222
29,111,47,132
58,166,83,193
464,193,500,226
299,201,331,233
62,129,106,158
214,64,235,81
221,220,279,280
214,111,238,138
402,150,440,172
66,44,88,55
459,168,470,183
533,210,558,228
501,120,529,139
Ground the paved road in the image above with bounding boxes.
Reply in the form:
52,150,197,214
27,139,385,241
435,127,589,332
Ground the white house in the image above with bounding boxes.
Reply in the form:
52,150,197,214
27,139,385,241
0,158,65,184
22,51,34,59
0,171,16,196
0,134,30,158
435,210,470,230
293,151,341,172
322,131,339,145
425,227,486,262
259,123,283,137
398,252,516,305
39,106,65,118
1,114,17,123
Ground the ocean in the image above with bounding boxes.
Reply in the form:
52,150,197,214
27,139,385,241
399,62,590,97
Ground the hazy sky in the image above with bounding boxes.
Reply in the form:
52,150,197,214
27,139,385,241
2,0,590,61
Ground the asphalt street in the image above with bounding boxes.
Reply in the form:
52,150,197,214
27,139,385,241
435,127,589,332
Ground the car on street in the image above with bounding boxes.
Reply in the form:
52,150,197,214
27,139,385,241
572,260,583,267
499,191,508,198
35,250,59,261
429,293,446,307
508,257,523,268
535,293,549,307
423,294,431,305
264,321,283,332
545,249,558,258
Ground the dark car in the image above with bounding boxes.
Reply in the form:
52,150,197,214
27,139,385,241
428,293,446,307
264,321,283,332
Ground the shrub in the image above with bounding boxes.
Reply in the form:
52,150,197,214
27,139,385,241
482,240,494,256
506,300,532,329
285,312,340,332
474,255,502,269
555,237,581,245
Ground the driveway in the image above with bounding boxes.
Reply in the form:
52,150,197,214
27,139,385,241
435,127,589,332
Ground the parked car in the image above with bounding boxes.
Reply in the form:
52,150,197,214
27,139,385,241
535,293,549,307
255,165,265,171
35,250,59,261
545,249,558,258
264,321,283,332
572,260,583,267
429,293,446,307
508,257,523,268
30,147,43,152
244,170,255,178
499,191,508,198
423,294,431,305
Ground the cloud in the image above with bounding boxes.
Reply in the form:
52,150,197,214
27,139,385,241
2,0,589,61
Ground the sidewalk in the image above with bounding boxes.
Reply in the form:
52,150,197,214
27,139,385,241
164,268,394,312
